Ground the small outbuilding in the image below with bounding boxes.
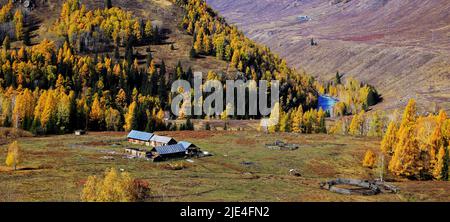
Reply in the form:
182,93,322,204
178,141,200,156
75,130,86,136
150,135,177,147
124,148,150,159
127,130,154,146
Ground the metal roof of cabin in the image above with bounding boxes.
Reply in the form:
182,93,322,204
127,130,154,141
179,141,195,149
154,144,186,155
150,135,175,143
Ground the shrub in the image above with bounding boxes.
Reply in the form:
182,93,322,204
362,149,376,169
162,162,191,171
5,140,21,170
81,168,150,202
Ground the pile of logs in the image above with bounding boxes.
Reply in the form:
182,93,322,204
320,178,399,196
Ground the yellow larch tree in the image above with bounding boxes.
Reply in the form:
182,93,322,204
98,168,134,202
389,99,423,178
333,101,346,117
40,90,58,129
132,20,142,42
443,119,450,142
0,1,13,23
433,146,449,181
89,94,104,124
193,28,204,54
156,109,165,124
279,110,291,133
388,123,422,177
123,101,137,131
56,90,72,131
291,106,303,133
115,88,127,109
5,141,21,170
317,108,326,133
144,20,153,39
13,89,35,128
81,175,100,202
380,121,397,156
105,107,121,131
362,149,376,169
55,74,65,89
349,110,365,136
428,110,447,170
399,99,417,128
13,9,24,40
34,90,48,125
81,168,138,202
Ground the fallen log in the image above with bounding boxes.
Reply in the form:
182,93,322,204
320,178,399,196
375,181,400,194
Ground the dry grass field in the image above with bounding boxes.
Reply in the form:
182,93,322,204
0,130,448,202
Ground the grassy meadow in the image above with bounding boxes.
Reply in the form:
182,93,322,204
0,130,448,202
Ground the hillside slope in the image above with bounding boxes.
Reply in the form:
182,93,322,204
207,0,450,112
0,0,319,134
1,0,230,74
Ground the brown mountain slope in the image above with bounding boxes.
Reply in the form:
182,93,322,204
1,0,229,74
207,0,450,112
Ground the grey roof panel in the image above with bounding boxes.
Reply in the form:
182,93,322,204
178,141,194,149
127,130,154,141
155,144,186,155
150,135,175,143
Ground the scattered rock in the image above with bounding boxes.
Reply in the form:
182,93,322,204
198,151,213,157
266,140,299,151
330,0,352,5
100,156,115,160
241,161,255,166
289,169,302,177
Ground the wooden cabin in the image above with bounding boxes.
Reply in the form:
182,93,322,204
127,130,154,146
149,135,177,147
178,141,200,156
151,144,186,162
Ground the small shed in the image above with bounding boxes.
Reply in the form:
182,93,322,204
75,130,86,136
151,144,186,161
124,148,150,159
178,141,196,149
178,141,200,155
150,135,177,147
127,130,154,146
